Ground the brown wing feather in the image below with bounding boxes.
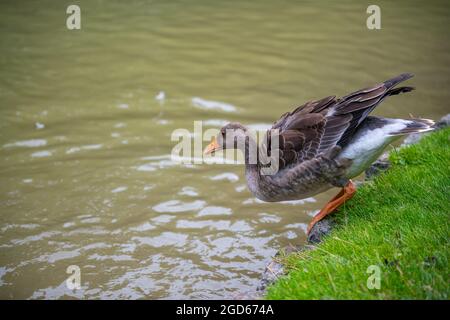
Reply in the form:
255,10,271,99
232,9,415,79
266,73,414,170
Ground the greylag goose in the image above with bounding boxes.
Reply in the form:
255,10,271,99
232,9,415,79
204,74,434,234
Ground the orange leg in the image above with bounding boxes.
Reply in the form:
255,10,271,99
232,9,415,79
307,180,356,234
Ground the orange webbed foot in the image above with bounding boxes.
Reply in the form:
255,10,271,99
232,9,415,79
307,180,356,235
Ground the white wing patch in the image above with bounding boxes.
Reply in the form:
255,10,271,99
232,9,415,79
338,119,410,178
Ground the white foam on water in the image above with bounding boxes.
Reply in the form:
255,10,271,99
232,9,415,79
203,119,229,127
197,206,232,217
66,144,103,154
151,214,176,224
129,222,156,232
141,155,170,161
136,164,157,172
4,139,47,148
258,213,282,224
157,119,170,125
152,200,206,213
243,197,316,205
111,186,128,193
192,97,237,112
114,122,127,128
171,154,242,165
155,91,166,101
82,144,103,150
210,172,239,182
31,150,52,158
178,186,199,197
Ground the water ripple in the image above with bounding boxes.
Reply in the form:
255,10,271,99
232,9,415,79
152,200,206,213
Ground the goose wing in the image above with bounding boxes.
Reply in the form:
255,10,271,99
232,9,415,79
265,73,414,170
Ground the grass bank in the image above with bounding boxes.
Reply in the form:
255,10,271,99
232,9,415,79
266,128,450,299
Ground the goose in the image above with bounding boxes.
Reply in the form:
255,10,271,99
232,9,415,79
204,74,434,234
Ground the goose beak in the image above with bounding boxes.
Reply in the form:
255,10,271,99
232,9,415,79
204,137,220,155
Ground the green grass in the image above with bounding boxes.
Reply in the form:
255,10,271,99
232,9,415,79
266,128,450,299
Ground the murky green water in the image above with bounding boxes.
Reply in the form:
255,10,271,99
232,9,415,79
0,0,449,299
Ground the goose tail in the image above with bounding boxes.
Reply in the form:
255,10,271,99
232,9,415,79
388,118,435,136
384,73,416,97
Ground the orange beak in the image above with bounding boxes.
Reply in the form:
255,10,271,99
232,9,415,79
204,137,221,155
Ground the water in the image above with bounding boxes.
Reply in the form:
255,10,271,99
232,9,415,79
0,0,449,299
